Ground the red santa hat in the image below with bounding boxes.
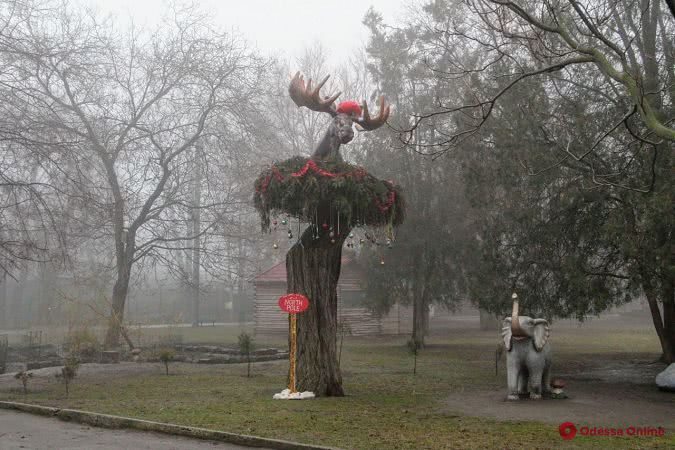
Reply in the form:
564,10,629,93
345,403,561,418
336,101,362,117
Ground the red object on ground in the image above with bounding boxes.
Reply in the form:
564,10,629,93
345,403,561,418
278,293,310,314
336,101,362,117
551,379,566,389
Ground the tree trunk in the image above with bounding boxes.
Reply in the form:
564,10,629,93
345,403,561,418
192,144,202,327
412,294,429,346
104,261,132,349
661,279,674,363
0,272,6,328
644,280,674,364
286,222,348,397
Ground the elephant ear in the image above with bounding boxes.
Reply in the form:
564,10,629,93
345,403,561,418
532,319,550,351
501,318,513,351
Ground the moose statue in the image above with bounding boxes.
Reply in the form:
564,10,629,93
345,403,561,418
253,71,402,396
288,72,390,161
500,293,552,400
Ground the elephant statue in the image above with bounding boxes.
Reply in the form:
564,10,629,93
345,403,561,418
501,294,551,400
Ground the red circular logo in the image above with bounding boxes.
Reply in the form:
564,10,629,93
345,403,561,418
559,422,577,440
278,293,309,314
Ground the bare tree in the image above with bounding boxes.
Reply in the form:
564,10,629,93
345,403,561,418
0,1,268,347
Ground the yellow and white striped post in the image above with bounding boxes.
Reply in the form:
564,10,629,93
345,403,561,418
289,313,297,393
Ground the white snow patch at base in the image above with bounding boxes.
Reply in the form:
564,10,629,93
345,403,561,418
272,388,315,400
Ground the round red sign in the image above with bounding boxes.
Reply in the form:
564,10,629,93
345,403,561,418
278,293,309,314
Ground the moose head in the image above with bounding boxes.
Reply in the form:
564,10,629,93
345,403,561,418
288,72,390,162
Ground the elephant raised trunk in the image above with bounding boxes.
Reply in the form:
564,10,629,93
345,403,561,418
510,295,527,338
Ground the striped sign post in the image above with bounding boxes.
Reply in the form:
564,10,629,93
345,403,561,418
278,293,309,393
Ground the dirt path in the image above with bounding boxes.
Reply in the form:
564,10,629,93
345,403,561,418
445,359,674,431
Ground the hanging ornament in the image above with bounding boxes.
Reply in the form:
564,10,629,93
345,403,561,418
387,239,393,249
331,239,336,244
273,242,279,249
380,257,385,265
329,231,334,238
322,223,329,230
272,219,278,226
288,230,293,239
281,219,287,225
349,232,354,238
359,238,365,244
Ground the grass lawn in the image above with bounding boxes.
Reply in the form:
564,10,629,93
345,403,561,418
1,322,673,449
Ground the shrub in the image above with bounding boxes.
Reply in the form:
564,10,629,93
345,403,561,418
14,370,33,396
67,328,99,361
407,338,422,375
237,332,254,378
56,355,79,397
158,348,175,375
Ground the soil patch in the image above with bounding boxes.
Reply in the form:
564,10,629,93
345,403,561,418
0,360,284,391
445,359,674,430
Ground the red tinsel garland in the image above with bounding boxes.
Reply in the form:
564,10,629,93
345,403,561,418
290,159,337,178
256,166,284,194
374,190,396,213
257,160,366,192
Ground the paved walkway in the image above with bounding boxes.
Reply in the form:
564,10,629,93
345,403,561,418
0,410,265,449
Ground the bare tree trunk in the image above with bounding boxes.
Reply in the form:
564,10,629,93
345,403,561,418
644,277,674,363
286,220,348,397
192,144,202,327
412,291,430,346
662,279,674,363
236,221,245,324
13,270,28,329
0,273,6,328
37,262,55,326
412,293,420,345
104,260,132,348
421,301,430,337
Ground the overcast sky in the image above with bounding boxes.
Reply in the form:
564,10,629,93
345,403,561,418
82,0,416,65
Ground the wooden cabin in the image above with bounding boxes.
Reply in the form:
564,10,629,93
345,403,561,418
252,257,412,336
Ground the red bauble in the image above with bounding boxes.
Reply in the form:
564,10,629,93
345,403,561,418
336,101,362,117
322,223,329,230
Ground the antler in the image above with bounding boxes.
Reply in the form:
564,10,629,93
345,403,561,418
288,71,340,115
355,96,390,131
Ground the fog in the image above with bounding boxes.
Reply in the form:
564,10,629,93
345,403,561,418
0,0,671,367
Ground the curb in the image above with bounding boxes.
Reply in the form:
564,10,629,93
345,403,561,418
0,401,338,450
